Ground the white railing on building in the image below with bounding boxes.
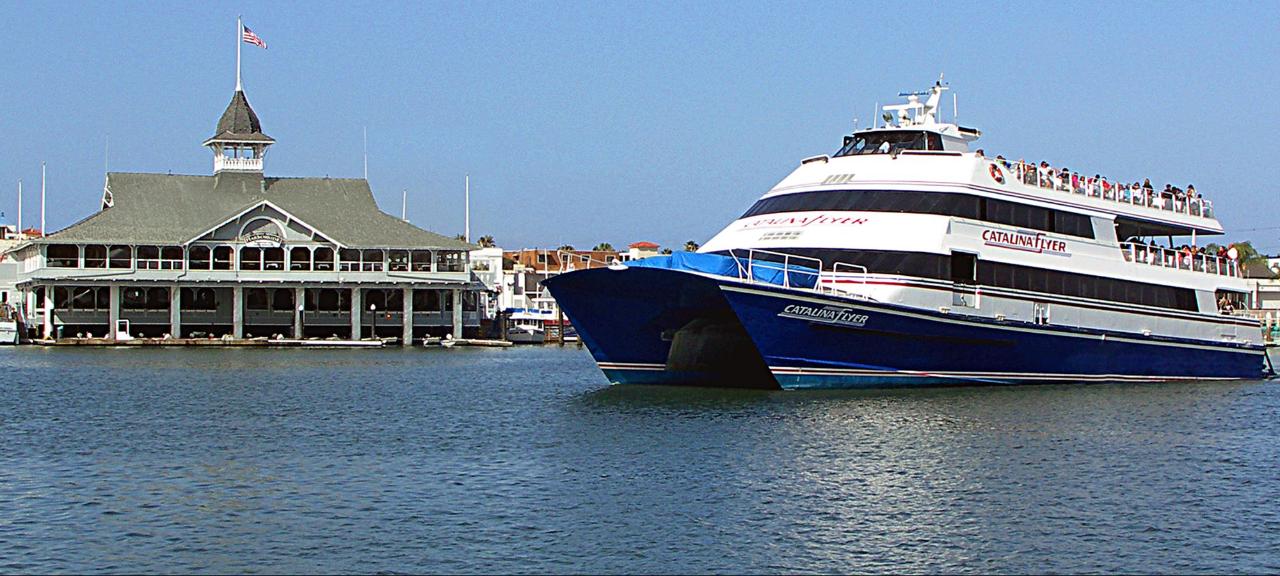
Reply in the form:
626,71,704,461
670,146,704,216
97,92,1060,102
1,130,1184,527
214,156,263,172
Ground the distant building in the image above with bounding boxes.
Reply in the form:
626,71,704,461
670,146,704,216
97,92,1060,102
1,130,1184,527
1244,257,1280,311
625,241,660,261
12,84,482,342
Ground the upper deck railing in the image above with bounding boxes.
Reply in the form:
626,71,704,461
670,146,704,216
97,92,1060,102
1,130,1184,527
1120,242,1239,277
995,159,1215,220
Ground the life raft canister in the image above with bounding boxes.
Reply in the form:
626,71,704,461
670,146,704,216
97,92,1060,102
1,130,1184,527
989,163,1005,184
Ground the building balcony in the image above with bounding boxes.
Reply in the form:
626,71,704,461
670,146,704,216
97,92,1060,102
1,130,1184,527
214,155,263,173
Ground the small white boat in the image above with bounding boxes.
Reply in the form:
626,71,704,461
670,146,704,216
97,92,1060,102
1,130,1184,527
506,324,546,344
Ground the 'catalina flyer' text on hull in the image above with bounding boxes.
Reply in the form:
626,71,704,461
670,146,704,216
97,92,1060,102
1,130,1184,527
546,80,1272,389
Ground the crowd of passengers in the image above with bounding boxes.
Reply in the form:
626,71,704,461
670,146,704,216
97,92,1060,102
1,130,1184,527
975,150,1207,214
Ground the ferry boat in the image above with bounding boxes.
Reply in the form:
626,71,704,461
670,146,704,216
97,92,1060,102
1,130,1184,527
545,81,1272,389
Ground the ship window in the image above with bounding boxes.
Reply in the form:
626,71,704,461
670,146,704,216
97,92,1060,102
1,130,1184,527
726,247,1197,312
741,190,1094,239
834,130,937,156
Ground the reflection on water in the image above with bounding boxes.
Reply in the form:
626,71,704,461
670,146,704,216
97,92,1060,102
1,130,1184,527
0,346,1277,573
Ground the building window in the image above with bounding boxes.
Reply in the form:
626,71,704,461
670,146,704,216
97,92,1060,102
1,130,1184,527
413,289,441,311
240,246,262,271
54,287,72,309
211,246,233,270
437,251,464,272
313,247,334,271
362,249,384,272
271,288,294,311
339,249,360,272
389,250,409,272
71,287,96,310
136,246,162,269
411,250,433,272
245,288,270,310
263,247,285,271
47,244,79,268
289,247,312,271
161,246,184,270
181,287,217,311
189,246,211,269
84,245,107,268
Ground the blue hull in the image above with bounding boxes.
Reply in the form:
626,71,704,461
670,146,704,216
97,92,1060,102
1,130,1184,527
544,267,1269,390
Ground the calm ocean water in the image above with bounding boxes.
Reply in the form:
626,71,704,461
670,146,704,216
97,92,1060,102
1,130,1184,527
0,345,1277,574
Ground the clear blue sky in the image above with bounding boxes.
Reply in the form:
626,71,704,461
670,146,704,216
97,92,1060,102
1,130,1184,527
2,1,1278,253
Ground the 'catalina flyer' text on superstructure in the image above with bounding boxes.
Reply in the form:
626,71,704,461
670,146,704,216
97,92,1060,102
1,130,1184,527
546,80,1272,389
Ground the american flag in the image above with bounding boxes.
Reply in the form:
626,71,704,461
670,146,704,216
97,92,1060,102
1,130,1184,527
242,25,267,49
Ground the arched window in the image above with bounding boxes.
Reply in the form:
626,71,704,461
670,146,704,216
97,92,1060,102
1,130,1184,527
71,287,95,310
385,289,404,311
263,247,285,270
240,218,285,243
95,287,110,310
189,246,211,269
314,247,335,271
212,246,233,270
122,287,147,310
146,287,169,310
54,287,72,309
317,288,341,311
240,246,262,271
413,289,441,311
245,288,270,310
289,247,311,271
272,288,294,311
365,289,387,311
84,245,107,268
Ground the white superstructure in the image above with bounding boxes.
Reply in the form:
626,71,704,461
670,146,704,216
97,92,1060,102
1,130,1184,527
700,81,1261,347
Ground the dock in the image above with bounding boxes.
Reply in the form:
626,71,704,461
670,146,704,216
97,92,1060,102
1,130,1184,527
36,337,386,348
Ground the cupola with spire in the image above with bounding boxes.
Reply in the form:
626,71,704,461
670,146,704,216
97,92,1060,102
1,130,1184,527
203,89,274,173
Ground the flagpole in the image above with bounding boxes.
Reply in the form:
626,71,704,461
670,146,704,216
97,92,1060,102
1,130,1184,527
236,16,243,91
16,180,21,235
40,162,46,236
465,174,470,243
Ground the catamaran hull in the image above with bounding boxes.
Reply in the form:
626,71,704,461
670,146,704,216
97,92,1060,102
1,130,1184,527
544,267,1269,390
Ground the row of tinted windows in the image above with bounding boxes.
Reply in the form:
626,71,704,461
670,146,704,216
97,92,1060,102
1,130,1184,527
740,190,1096,239
720,248,1197,312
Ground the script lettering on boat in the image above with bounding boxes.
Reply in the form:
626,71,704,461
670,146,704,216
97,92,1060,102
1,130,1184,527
981,229,1069,256
740,214,869,230
779,304,870,328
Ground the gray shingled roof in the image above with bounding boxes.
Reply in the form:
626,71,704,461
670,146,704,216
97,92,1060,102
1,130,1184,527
43,171,473,250
203,90,274,144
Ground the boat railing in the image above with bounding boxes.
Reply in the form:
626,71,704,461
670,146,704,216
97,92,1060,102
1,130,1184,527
997,159,1215,220
727,248,825,291
821,262,870,297
555,250,618,273
1119,242,1240,277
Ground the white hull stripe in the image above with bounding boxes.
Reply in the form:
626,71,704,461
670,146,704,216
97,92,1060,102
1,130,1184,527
597,362,666,371
719,284,1266,355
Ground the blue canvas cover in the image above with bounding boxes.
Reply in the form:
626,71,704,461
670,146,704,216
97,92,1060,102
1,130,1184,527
623,252,818,289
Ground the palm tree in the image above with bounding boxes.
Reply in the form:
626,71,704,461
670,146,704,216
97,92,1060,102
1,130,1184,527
661,248,673,255
592,242,614,252
683,240,700,252
557,244,575,251
477,235,496,248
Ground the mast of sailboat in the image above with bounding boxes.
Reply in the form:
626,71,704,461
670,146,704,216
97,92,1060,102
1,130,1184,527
15,179,21,236
464,174,470,243
401,189,407,221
